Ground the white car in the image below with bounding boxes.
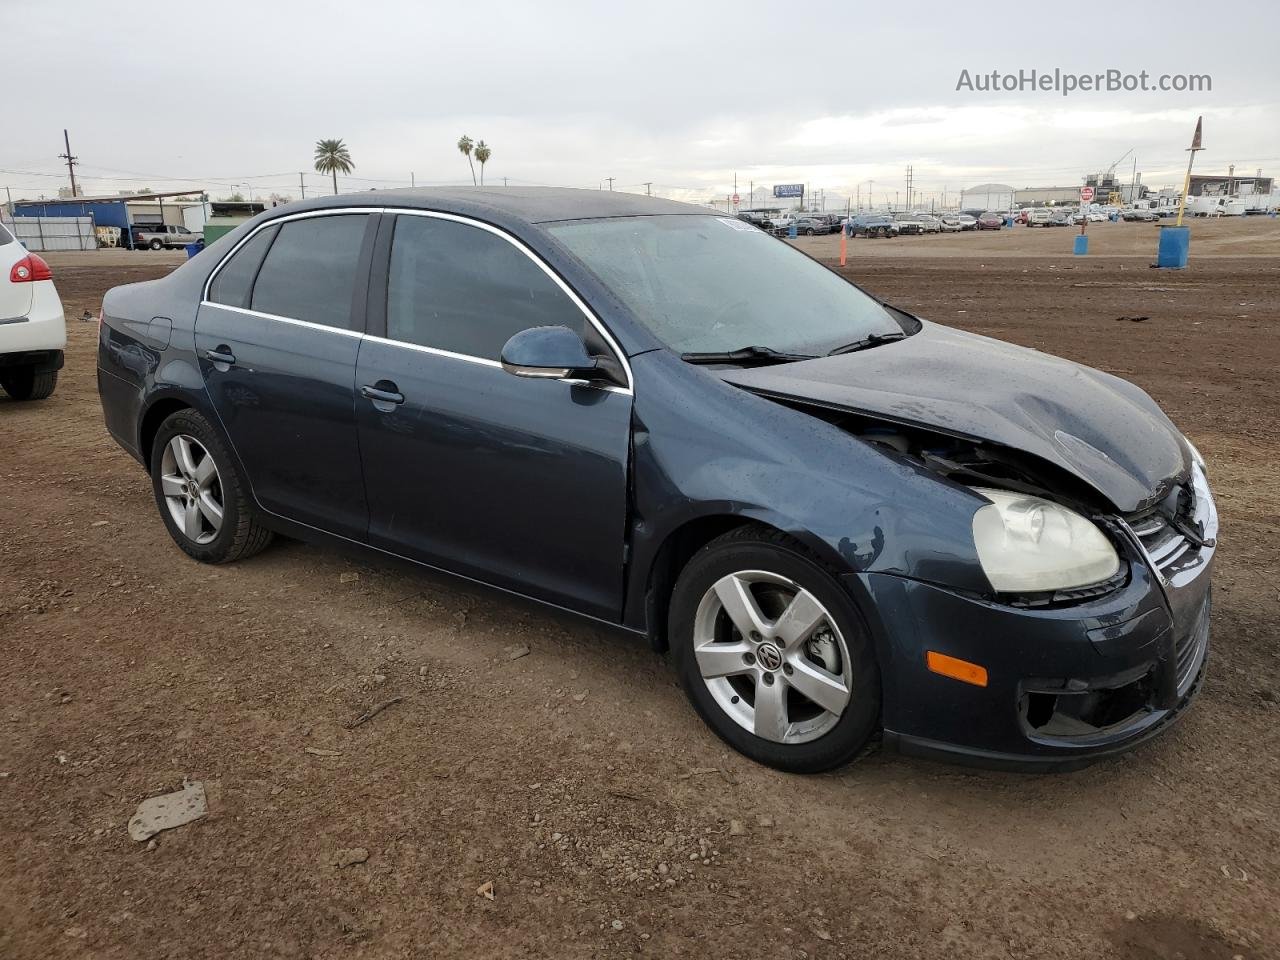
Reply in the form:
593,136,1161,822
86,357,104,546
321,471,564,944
0,222,66,400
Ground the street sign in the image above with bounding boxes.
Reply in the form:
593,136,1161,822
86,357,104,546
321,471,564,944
773,184,803,199
1080,186,1095,203
731,193,740,205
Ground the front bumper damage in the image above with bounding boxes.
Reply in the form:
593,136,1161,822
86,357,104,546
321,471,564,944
856,466,1218,772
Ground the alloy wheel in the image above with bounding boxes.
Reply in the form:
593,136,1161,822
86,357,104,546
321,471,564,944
160,434,224,544
693,570,853,744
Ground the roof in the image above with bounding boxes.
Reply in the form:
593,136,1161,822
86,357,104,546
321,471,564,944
292,186,708,224
15,190,205,205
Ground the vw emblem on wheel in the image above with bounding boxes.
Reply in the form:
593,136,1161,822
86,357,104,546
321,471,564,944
756,641,783,671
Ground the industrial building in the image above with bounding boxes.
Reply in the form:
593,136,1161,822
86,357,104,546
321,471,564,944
1188,170,1273,197
11,190,207,249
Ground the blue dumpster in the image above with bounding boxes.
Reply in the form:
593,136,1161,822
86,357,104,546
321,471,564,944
1073,235,1089,256
185,243,202,259
1156,226,1190,269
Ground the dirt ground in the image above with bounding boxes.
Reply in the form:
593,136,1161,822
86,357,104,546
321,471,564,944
2,225,1279,959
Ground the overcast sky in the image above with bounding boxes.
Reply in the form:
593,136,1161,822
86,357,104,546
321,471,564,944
5,0,1277,208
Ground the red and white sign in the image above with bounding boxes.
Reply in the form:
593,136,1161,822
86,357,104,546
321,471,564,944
1080,186,1095,203
731,193,740,206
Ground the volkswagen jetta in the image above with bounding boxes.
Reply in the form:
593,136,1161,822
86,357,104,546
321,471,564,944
97,188,1216,773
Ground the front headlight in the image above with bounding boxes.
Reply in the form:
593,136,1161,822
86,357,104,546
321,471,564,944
970,488,1120,593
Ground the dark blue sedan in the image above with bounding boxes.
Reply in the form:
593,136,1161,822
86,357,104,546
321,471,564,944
97,188,1216,773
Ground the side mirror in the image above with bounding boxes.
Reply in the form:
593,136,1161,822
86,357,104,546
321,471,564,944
500,326,598,380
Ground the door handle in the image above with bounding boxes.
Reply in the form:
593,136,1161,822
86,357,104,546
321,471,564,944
205,346,236,366
361,382,405,405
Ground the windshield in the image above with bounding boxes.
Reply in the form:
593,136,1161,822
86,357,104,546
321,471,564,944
547,215,905,356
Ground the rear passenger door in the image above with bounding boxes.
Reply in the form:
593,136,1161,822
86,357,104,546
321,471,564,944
195,212,379,539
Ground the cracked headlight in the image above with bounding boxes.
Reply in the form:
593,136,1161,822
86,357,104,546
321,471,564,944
971,488,1120,593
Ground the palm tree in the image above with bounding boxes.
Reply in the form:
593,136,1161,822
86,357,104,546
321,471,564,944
457,135,476,185
314,138,354,195
474,141,492,186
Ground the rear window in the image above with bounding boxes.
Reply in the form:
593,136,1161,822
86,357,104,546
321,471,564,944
250,215,370,330
208,225,278,309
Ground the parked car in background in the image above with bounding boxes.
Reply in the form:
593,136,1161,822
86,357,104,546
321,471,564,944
912,214,943,234
955,214,978,231
976,212,1004,230
1044,213,1073,227
96,187,1217,774
0,220,65,400
847,214,899,238
132,223,205,250
893,213,928,235
1025,208,1056,227
939,214,963,232
1121,208,1158,222
793,216,835,236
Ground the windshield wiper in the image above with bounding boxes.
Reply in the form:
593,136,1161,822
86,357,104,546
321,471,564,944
826,331,907,356
680,345,818,365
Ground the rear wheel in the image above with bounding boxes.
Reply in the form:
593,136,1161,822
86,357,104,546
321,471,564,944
0,367,57,401
149,238,163,250
670,526,881,773
149,408,273,564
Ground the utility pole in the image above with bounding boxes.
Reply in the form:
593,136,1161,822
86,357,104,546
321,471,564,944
503,177,508,187
868,180,874,211
643,181,652,196
605,177,615,191
299,173,306,199
59,129,79,198
905,165,913,211
4,186,13,222
410,171,415,187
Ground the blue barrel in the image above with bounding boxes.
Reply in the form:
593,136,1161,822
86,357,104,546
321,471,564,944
185,242,202,259
1073,235,1089,256
788,223,798,238
1157,226,1190,269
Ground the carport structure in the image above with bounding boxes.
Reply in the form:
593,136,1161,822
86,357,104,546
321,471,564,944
13,190,206,249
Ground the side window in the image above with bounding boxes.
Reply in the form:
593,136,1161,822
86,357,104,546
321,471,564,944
385,215,583,360
208,224,278,309
251,214,370,330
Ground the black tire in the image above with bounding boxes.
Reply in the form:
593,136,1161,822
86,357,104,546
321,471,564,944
149,238,163,250
149,408,273,564
0,367,57,401
805,228,815,236
669,525,881,773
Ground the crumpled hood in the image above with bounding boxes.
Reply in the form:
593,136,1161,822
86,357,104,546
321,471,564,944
716,321,1190,513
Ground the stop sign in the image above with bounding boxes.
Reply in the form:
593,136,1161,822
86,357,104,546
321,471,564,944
732,193,740,205
1080,186,1095,202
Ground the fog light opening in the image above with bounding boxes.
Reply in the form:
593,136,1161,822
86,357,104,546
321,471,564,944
1024,692,1058,730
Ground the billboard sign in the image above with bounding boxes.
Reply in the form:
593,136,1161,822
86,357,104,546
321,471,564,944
773,184,804,199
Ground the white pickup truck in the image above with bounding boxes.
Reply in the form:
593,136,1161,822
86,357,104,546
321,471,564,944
0,221,65,400
131,223,204,250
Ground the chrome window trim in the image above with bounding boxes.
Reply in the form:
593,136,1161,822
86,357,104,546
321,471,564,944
200,205,634,396
199,302,364,339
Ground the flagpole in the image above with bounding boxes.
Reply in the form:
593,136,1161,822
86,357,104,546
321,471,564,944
1175,116,1203,227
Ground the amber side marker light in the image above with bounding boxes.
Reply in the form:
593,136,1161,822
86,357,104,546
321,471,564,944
926,651,989,687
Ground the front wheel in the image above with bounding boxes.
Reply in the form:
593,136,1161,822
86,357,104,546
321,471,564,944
150,408,273,564
670,526,881,773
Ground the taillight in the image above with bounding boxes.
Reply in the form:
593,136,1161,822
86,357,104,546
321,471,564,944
9,253,52,283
